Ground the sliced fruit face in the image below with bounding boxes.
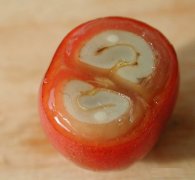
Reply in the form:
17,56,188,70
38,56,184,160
51,28,167,141
43,17,175,142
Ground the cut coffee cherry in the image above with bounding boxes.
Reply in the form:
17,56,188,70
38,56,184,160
39,17,179,170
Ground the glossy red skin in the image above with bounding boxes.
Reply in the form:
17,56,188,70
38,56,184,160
39,17,179,170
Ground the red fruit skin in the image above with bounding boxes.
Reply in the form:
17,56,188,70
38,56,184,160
39,17,179,170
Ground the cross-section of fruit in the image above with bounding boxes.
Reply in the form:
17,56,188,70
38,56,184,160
39,17,179,170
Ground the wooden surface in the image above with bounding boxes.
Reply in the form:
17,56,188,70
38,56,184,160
0,0,195,179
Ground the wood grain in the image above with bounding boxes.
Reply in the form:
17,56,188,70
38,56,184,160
0,0,195,179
